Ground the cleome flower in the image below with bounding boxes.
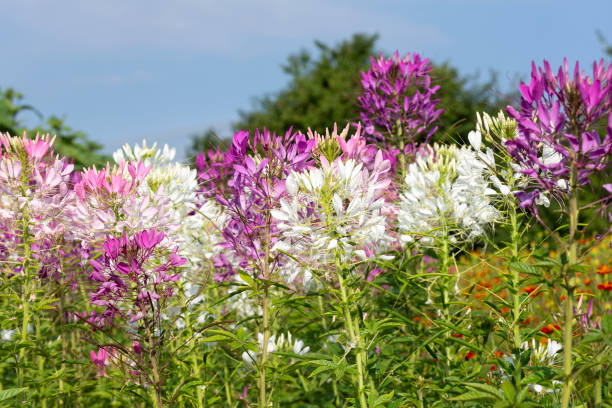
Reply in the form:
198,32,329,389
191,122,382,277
357,51,443,153
505,59,612,208
242,331,310,366
113,140,228,271
398,143,499,245
271,149,394,283
87,228,186,328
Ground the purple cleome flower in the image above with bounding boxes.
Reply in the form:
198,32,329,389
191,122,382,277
210,128,315,282
357,51,443,154
506,59,612,208
88,229,185,327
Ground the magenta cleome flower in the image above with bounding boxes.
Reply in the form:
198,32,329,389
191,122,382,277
506,59,612,208
87,228,185,327
209,128,315,282
357,51,444,154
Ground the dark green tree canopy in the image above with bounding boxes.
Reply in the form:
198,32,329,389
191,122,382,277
233,33,507,143
0,87,108,169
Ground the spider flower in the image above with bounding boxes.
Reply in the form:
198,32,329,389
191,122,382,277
357,51,443,153
0,132,83,281
398,144,499,245
212,128,315,282
87,228,185,327
74,159,177,250
506,59,612,208
113,140,227,269
271,148,394,283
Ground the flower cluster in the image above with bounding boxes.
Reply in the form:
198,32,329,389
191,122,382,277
88,228,185,327
357,51,443,153
113,140,227,270
212,128,315,282
0,133,83,281
272,129,394,284
398,143,499,245
506,59,612,208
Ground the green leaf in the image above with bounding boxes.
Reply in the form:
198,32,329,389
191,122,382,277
0,388,28,402
501,380,515,401
451,390,498,402
508,261,540,275
464,382,504,400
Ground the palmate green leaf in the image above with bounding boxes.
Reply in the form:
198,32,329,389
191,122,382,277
0,387,28,402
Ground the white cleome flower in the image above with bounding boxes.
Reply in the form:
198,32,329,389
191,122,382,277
271,152,395,284
398,143,500,245
112,141,228,270
242,331,310,366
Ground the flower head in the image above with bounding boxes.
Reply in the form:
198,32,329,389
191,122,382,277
357,51,443,153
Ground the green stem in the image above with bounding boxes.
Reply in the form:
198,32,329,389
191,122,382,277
259,215,272,408
338,275,368,408
561,175,578,408
438,230,453,368
223,366,233,407
18,206,32,389
593,368,602,408
508,203,523,390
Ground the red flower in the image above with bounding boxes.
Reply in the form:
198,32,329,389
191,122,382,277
465,351,476,360
540,323,561,334
597,282,612,291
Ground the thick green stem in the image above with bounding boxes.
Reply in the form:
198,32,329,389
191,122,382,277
561,177,578,408
438,231,453,367
338,275,368,408
223,366,233,407
593,369,602,408
508,204,523,390
259,216,272,408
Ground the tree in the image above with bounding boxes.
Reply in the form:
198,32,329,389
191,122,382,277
185,127,230,164
0,87,108,169
234,33,377,135
597,30,612,57
233,33,508,141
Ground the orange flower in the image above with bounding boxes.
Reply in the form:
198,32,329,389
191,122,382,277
494,351,505,358
523,285,541,297
597,282,612,291
596,265,612,275
523,285,537,294
541,324,561,334
584,278,592,286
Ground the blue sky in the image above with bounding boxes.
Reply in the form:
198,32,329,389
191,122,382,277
1,0,611,160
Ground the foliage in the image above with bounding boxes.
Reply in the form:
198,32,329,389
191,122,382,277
0,87,108,169
234,33,506,143
1,51,611,408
